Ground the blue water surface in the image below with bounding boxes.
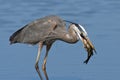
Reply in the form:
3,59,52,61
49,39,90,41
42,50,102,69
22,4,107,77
0,0,120,80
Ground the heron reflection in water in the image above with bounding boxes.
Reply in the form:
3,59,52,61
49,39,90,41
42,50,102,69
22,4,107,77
9,15,96,80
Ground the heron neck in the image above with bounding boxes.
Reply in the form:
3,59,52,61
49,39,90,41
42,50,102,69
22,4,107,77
60,26,79,43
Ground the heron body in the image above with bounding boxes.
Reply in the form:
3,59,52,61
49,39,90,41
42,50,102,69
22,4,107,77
9,15,96,80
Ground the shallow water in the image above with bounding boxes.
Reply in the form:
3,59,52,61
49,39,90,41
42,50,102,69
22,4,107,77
0,0,120,80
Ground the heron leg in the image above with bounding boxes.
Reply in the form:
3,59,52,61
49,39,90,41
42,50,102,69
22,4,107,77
35,42,43,80
42,43,52,80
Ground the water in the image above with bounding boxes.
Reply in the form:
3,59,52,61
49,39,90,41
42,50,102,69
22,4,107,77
0,0,120,80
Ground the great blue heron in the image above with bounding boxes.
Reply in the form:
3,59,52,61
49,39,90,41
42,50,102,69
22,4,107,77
9,15,96,80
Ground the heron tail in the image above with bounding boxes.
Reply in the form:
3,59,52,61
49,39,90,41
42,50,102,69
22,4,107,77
9,26,25,44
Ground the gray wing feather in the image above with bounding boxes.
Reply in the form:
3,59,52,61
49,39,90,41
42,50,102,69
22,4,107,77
9,15,66,44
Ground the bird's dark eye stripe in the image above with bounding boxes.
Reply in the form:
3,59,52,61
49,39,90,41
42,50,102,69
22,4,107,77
64,20,86,33
64,20,83,31
74,24,83,32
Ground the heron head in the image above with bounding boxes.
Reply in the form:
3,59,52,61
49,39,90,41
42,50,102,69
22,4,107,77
71,23,96,64
70,23,88,41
